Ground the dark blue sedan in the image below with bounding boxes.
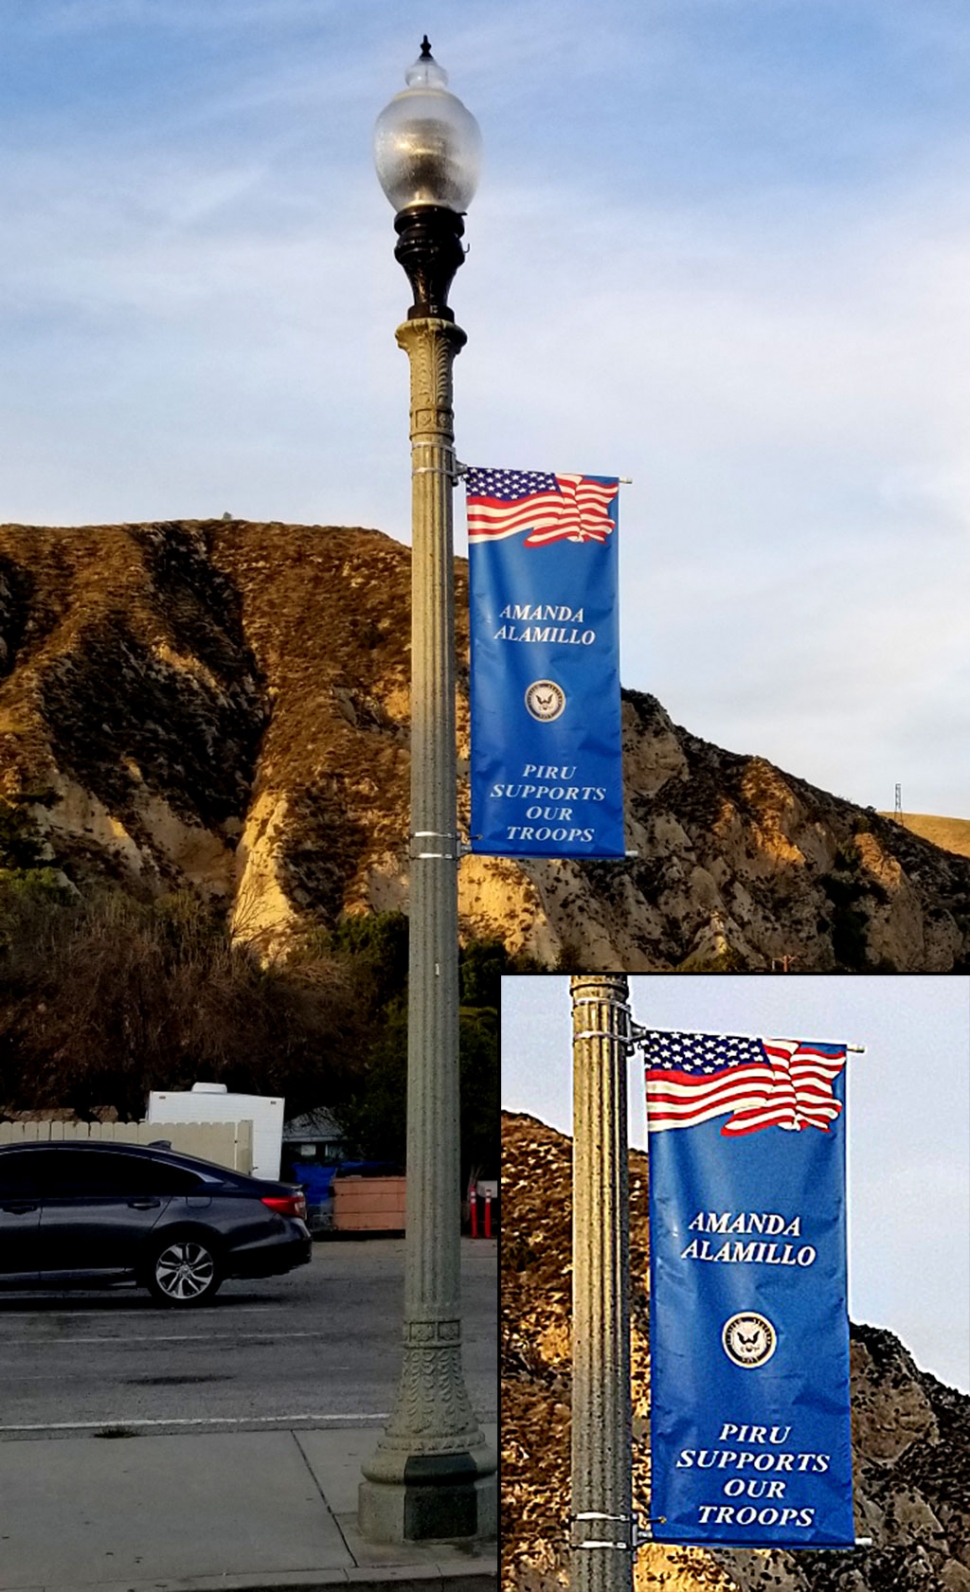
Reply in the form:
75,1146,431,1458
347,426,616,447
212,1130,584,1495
0,1140,312,1306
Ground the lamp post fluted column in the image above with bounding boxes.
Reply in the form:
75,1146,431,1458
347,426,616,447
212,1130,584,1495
570,973,635,1592
359,40,496,1545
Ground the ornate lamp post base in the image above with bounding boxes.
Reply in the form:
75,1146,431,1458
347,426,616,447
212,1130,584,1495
360,1433,497,1543
358,1480,497,1546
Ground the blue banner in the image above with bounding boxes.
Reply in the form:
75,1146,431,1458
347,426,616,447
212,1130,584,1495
465,466,625,858
643,1029,854,1549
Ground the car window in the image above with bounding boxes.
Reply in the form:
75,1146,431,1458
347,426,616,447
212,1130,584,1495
0,1147,208,1198
145,1160,205,1195
0,1150,46,1198
34,1149,199,1198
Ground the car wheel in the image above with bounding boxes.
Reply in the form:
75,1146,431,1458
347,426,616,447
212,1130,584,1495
146,1236,223,1307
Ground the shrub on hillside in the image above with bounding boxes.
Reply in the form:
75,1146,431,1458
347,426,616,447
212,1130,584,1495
0,883,364,1120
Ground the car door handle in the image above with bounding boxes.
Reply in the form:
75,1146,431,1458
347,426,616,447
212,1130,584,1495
128,1198,161,1209
1,1202,39,1214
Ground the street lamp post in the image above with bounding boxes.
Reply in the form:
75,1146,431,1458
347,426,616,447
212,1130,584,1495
358,39,496,1544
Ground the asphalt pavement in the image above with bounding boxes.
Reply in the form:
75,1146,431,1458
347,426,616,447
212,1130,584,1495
0,1240,497,1592
0,1239,497,1437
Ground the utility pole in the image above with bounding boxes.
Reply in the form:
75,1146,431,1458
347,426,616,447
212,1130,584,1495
570,974,635,1592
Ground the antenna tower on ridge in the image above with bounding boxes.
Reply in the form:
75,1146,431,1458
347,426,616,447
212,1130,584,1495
894,783,902,823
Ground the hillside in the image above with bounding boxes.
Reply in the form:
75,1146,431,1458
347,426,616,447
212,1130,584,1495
877,814,970,861
0,519,968,970
502,1110,970,1592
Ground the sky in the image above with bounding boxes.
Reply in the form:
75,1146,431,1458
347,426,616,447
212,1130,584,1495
502,972,970,1394
0,1,969,813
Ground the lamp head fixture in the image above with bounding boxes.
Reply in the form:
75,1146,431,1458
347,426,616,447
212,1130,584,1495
374,38,482,214
374,40,482,319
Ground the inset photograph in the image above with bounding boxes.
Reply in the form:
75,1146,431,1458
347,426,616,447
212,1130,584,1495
501,972,970,1591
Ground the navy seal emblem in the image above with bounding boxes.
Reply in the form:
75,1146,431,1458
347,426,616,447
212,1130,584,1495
525,680,566,722
722,1311,777,1368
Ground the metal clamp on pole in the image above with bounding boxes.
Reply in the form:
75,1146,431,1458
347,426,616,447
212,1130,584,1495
569,1513,638,1552
573,997,636,1053
410,830,461,861
411,441,462,483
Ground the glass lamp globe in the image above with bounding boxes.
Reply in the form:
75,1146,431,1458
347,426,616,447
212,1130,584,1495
374,40,482,214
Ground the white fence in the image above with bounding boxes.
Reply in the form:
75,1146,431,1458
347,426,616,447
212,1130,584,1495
0,1119,254,1174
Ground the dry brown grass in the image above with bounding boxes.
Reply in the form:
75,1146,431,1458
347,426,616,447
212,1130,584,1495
878,813,970,859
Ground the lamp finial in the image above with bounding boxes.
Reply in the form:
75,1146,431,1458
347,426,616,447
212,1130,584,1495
420,35,432,59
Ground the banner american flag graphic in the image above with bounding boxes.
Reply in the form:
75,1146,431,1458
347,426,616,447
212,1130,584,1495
642,1029,848,1136
465,466,618,546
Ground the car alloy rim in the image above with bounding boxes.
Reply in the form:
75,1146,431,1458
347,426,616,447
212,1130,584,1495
154,1241,215,1299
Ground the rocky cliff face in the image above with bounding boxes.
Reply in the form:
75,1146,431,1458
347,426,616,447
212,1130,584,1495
1,520,968,970
502,1111,970,1592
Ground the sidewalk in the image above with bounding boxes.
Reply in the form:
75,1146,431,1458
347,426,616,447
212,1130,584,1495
0,1425,498,1592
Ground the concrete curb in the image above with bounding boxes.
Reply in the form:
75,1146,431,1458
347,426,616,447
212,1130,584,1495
0,1567,498,1592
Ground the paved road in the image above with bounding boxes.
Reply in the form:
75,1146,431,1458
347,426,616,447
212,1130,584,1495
0,1237,497,1439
